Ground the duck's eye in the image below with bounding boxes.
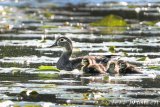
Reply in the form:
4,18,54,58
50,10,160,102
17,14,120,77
59,38,64,42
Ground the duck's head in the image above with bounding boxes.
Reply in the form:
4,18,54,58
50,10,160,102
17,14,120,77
49,37,73,49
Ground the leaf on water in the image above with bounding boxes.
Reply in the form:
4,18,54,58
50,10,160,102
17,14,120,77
40,25,58,29
38,65,60,71
103,75,109,81
43,84,57,88
23,105,41,107
137,56,149,61
109,46,116,53
148,66,160,70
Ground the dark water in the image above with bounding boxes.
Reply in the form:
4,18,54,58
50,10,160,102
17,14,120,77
0,0,160,107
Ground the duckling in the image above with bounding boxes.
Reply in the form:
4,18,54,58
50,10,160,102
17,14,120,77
106,60,142,75
49,36,112,71
117,60,142,74
106,61,119,75
81,58,106,74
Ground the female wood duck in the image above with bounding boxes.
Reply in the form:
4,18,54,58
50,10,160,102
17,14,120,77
49,36,110,71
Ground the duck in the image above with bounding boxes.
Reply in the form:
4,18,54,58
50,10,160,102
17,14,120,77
81,58,106,74
49,36,112,71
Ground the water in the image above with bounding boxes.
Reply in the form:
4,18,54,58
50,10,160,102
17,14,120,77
0,0,160,107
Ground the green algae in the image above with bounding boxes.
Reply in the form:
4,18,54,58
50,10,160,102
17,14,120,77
90,14,127,27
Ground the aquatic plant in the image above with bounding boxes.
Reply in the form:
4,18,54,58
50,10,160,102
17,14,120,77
23,105,41,107
40,25,58,29
38,65,60,71
43,10,54,19
109,46,116,53
90,15,127,34
137,56,150,61
148,66,160,70
37,73,60,80
90,14,127,27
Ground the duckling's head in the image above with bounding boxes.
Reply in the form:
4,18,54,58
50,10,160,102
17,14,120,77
117,60,128,73
81,58,89,66
50,37,73,49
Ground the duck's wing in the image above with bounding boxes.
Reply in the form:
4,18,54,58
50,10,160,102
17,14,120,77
71,57,83,69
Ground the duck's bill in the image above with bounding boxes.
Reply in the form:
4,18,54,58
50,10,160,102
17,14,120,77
48,43,57,48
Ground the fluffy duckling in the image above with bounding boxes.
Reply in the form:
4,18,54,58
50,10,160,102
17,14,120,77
106,61,119,75
117,60,142,74
81,58,106,74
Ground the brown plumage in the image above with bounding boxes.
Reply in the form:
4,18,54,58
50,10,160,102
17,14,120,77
81,57,106,74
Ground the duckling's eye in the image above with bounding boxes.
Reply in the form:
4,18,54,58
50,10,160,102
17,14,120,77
110,63,115,67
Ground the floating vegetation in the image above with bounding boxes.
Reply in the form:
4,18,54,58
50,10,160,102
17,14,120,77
137,56,150,61
143,21,158,26
43,10,54,19
103,75,109,81
148,66,160,70
40,25,58,29
37,73,60,80
90,14,128,34
90,14,127,27
109,46,116,53
38,65,60,71
23,105,41,107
